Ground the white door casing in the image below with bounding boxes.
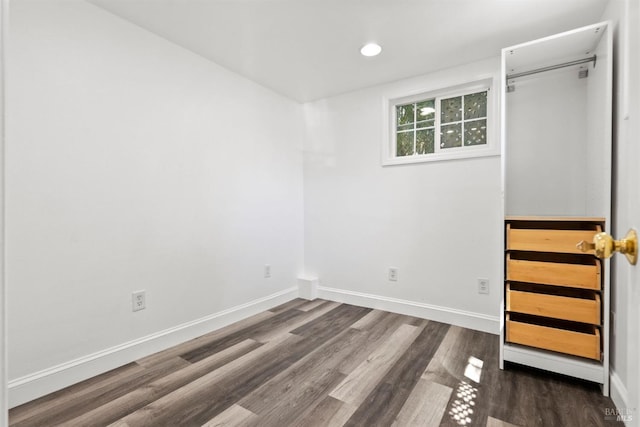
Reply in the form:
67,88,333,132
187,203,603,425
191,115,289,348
0,0,6,425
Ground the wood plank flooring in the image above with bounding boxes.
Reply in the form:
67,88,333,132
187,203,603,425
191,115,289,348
9,299,622,426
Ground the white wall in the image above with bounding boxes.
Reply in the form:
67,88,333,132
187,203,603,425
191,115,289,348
303,58,502,329
505,69,589,216
7,0,303,391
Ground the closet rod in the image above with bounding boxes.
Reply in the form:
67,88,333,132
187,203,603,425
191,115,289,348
506,55,596,80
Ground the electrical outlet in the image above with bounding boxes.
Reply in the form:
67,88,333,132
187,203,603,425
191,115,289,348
264,264,271,278
388,267,398,282
478,278,489,294
132,290,146,312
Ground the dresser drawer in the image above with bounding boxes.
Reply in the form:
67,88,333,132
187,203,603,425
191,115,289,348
506,283,600,324
506,314,601,360
506,256,601,290
507,227,601,254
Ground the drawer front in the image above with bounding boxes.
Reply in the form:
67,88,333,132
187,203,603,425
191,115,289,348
506,285,600,324
507,228,600,254
506,317,600,360
507,258,600,290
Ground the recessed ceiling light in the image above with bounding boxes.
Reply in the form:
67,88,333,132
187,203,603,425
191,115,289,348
360,43,382,57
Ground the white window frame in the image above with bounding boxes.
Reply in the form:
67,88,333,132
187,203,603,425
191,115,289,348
382,78,499,166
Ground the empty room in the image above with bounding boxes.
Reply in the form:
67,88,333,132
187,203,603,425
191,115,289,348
0,0,639,426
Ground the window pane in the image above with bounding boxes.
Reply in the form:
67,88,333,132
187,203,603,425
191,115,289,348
464,119,487,146
396,131,414,156
441,96,462,123
397,123,413,131
415,119,435,129
416,129,434,154
416,99,435,121
396,104,415,128
441,123,462,148
464,91,487,120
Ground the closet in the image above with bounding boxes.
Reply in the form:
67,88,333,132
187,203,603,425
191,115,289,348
500,22,612,394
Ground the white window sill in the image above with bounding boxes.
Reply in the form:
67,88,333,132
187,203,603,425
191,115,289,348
382,146,500,166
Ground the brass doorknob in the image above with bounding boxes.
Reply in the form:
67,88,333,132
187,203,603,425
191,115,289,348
577,229,638,265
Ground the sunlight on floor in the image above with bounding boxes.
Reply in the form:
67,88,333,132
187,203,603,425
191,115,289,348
448,356,483,426
464,356,484,383
448,381,477,425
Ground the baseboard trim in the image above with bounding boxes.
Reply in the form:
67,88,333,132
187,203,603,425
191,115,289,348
610,369,632,426
317,286,499,334
8,286,298,408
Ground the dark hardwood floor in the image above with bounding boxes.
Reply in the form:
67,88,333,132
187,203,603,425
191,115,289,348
9,299,621,426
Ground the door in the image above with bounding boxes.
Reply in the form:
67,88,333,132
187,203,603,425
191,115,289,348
620,0,639,423
629,1,639,422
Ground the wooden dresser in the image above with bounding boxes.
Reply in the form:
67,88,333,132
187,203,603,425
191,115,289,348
504,217,604,361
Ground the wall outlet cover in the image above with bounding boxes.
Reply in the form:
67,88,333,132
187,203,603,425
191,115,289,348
132,290,146,312
478,278,489,294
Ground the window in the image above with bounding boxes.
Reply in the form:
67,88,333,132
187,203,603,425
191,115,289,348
382,80,498,165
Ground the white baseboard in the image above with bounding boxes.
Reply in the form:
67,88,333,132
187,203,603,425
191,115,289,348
8,285,500,408
8,287,298,408
317,286,499,334
610,369,632,426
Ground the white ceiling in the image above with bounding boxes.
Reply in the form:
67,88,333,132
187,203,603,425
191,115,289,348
505,21,607,72
87,0,609,103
